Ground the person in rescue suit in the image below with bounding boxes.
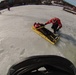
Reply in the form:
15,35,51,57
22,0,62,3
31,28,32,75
45,17,62,34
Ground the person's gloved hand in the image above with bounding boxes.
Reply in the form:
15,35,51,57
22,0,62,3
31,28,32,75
56,28,59,31
43,23,47,26
44,23,47,25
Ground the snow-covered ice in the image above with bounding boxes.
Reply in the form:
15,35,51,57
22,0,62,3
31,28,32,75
0,5,76,75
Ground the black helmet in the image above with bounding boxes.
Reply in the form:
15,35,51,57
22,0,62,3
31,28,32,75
7,55,76,75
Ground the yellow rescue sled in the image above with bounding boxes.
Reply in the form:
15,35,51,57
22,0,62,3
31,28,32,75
32,23,60,44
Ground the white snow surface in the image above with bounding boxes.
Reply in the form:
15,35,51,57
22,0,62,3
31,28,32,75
0,5,76,75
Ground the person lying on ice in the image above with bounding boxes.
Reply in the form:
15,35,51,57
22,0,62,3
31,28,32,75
45,17,62,34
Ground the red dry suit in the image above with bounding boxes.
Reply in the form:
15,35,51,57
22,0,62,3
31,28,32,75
45,17,62,28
